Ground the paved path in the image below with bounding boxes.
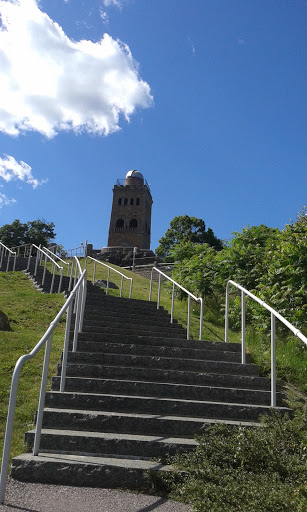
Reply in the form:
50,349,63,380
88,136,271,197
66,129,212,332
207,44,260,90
0,479,192,512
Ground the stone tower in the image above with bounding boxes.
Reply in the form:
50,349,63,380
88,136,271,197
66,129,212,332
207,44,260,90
107,170,153,249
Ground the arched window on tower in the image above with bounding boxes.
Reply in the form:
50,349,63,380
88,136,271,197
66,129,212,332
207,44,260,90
130,198,134,205
124,198,128,205
115,218,124,231
118,198,122,205
129,219,138,231
136,198,140,205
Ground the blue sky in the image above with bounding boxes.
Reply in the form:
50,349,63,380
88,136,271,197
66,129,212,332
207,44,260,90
0,0,306,251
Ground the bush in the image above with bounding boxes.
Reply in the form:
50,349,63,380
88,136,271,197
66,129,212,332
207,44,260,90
150,411,307,511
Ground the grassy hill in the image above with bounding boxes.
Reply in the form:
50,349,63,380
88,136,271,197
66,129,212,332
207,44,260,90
0,272,65,463
0,261,306,467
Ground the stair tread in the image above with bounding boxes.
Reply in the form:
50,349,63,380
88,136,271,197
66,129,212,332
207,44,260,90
12,452,173,471
50,381,278,396
44,395,291,411
26,428,199,445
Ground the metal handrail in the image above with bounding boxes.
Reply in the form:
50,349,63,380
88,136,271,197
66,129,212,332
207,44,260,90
0,242,17,271
66,245,85,259
9,243,32,258
225,280,307,407
0,266,87,504
28,244,64,294
149,267,204,341
86,256,133,298
43,246,70,277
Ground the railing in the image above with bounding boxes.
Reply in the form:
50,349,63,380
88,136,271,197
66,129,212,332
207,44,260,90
225,280,307,407
27,244,64,294
149,267,204,341
66,245,85,259
9,243,32,258
0,260,87,504
43,246,70,277
86,256,133,298
0,242,17,271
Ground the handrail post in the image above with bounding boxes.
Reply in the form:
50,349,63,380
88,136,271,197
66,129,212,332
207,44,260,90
157,272,161,309
34,250,39,276
149,269,153,301
171,283,175,323
120,276,123,297
6,252,10,272
33,333,53,455
50,267,55,294
271,313,276,407
73,288,82,352
0,246,4,268
93,261,96,285
199,298,203,341
79,275,87,333
42,253,47,285
187,295,191,340
0,360,24,504
107,268,110,295
60,303,73,392
225,283,229,342
129,279,132,299
73,262,78,290
68,260,74,292
58,267,63,294
241,290,246,364
27,244,32,270
13,253,16,271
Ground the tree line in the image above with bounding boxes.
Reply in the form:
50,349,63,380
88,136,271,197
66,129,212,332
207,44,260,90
156,209,307,334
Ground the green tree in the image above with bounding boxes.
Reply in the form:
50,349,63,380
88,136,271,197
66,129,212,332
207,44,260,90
0,219,56,248
156,215,223,261
257,208,307,331
169,213,307,333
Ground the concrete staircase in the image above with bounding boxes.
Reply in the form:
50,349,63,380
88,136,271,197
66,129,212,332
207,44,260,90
10,283,291,489
0,255,71,295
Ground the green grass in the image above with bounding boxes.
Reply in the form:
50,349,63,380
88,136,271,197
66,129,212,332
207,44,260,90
0,272,65,463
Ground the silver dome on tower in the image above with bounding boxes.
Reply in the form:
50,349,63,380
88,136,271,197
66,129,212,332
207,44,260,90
125,170,144,186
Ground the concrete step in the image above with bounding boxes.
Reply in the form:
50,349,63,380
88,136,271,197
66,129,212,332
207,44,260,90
79,325,187,338
42,394,290,423
85,295,158,308
25,429,198,459
81,320,186,335
75,333,241,352
50,379,283,406
52,368,272,391
11,452,172,489
83,309,176,322
66,343,250,363
82,315,181,329
58,355,259,376
40,407,271,436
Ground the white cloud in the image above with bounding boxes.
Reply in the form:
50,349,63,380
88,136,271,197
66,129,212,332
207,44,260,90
99,9,109,24
102,0,122,7
0,191,16,208
0,0,152,138
0,154,45,189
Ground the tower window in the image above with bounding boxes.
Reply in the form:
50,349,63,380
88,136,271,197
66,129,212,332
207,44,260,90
115,218,124,231
136,198,140,205
129,219,138,229
118,198,122,205
124,198,128,205
130,198,134,205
